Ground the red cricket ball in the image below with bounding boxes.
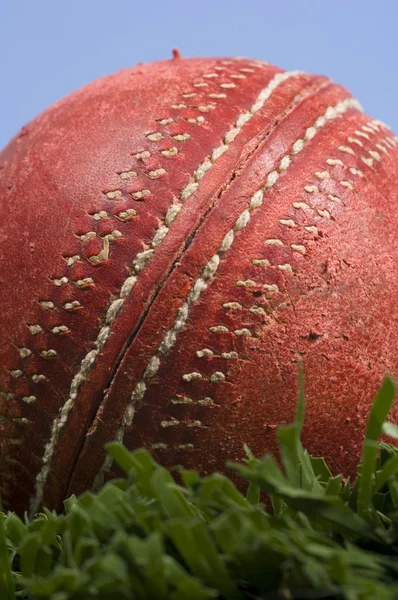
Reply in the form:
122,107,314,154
1,55,397,515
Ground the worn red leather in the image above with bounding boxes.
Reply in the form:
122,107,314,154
0,55,397,515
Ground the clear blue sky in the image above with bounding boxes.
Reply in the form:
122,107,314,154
1,0,396,149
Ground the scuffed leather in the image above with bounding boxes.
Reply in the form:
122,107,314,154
0,56,397,513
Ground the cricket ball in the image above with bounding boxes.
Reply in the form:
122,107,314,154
1,54,398,515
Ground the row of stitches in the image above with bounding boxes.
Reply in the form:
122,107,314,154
146,114,392,451
29,64,301,513
91,96,363,491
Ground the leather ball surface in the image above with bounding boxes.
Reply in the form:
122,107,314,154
1,55,397,515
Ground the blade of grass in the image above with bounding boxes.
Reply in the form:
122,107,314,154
150,469,197,518
375,453,398,493
357,376,396,517
277,360,305,487
282,362,324,494
295,358,305,429
0,517,15,600
243,445,261,505
324,474,343,497
166,518,243,600
246,480,260,505
277,424,301,487
310,457,333,485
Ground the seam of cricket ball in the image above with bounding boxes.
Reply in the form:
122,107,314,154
28,67,304,514
178,69,303,201
61,75,341,504
90,96,364,488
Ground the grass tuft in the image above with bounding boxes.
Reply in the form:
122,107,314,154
1,375,398,599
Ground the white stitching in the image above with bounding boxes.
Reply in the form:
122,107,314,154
11,370,23,379
52,325,69,335
93,96,362,487
29,69,304,514
180,70,303,202
19,348,32,358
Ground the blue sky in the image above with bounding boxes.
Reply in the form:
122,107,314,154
1,0,396,148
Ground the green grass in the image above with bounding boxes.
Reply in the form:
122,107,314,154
1,374,398,599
